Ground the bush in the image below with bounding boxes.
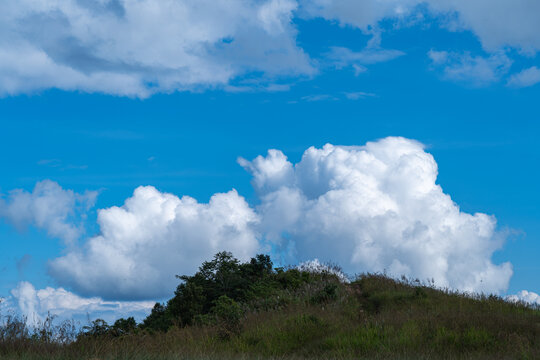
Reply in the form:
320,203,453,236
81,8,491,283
140,251,316,332
212,295,243,339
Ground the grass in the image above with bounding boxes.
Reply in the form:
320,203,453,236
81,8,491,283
1,273,539,359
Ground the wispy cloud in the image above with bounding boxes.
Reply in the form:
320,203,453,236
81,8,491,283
328,46,405,67
300,94,339,102
427,50,512,86
344,91,377,100
37,159,61,168
507,66,540,88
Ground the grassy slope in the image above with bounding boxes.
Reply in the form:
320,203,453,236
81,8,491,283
2,274,539,360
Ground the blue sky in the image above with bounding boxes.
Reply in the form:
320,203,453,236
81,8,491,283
1,0,540,322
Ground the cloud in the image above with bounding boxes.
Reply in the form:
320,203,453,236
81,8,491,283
507,66,540,88
299,0,419,31
300,94,338,102
300,0,540,53
344,92,377,100
3,282,153,326
24,137,513,301
240,137,512,295
0,180,97,244
326,46,405,74
428,50,512,86
506,290,540,306
0,0,313,97
297,259,350,284
2,0,538,96
426,0,540,52
49,186,260,300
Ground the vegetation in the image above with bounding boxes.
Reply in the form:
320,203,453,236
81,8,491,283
1,252,539,359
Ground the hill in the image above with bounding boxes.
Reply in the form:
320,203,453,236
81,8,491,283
1,252,539,359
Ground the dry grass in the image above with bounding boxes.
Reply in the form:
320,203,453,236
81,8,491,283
1,274,539,360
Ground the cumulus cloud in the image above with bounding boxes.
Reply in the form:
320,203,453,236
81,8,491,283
506,290,540,306
240,137,512,294
0,0,313,97
297,259,350,284
35,137,513,301
428,50,512,86
49,186,260,300
507,66,540,88
0,180,97,244
4,282,153,325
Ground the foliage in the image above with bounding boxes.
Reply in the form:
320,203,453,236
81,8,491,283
1,253,539,360
140,251,318,331
212,295,243,339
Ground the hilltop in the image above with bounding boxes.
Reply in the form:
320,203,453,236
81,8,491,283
1,252,539,359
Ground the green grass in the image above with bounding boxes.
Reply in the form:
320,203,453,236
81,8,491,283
2,274,539,359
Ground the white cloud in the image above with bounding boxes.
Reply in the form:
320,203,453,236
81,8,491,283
506,290,540,306
426,0,540,52
297,259,350,283
241,137,512,295
300,0,540,53
344,92,376,100
0,180,97,244
299,0,419,31
49,186,260,300
4,282,153,326
15,137,510,302
507,66,540,88
0,0,313,97
326,46,405,73
300,94,338,102
352,64,368,76
428,50,512,86
2,0,538,96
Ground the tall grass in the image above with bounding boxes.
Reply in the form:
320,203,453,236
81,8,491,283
1,274,539,359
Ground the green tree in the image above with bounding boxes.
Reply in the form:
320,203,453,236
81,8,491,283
111,317,137,336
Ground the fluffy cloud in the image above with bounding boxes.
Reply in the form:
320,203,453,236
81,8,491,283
13,138,510,301
0,0,313,97
4,282,153,325
2,0,539,97
297,259,350,284
507,66,540,88
506,290,540,306
240,137,512,294
300,0,540,52
49,186,260,300
1,0,538,96
428,50,512,86
0,180,97,244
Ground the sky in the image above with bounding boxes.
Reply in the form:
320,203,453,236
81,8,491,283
1,0,540,324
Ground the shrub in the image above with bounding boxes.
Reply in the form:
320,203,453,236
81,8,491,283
212,295,243,339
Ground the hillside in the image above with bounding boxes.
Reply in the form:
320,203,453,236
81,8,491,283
1,252,539,359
